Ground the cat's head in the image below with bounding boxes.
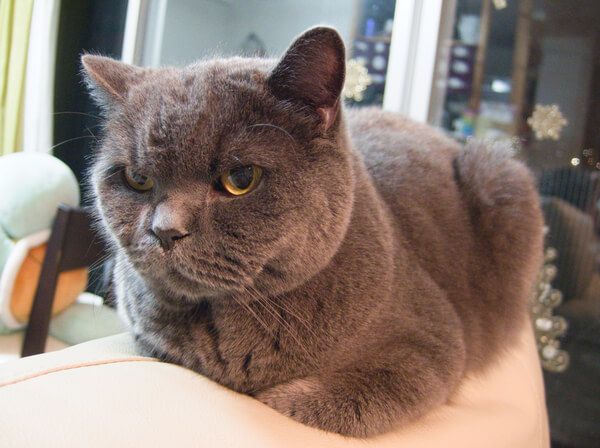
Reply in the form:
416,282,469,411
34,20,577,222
83,27,355,301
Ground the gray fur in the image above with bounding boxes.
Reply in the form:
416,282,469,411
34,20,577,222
82,27,543,437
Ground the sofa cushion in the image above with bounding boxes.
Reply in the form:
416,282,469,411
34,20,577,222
0,332,67,363
0,323,549,447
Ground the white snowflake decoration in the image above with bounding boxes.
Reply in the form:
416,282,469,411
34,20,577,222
527,104,568,141
343,58,373,102
493,0,507,9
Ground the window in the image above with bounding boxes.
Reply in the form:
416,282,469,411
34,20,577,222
133,0,396,107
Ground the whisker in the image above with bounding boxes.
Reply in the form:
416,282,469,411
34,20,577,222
246,123,297,145
96,169,123,183
84,126,98,138
53,111,102,120
188,254,247,278
261,292,320,341
243,286,312,357
87,252,114,272
174,266,240,287
230,294,274,338
50,135,97,151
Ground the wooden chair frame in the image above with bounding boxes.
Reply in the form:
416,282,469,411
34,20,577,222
21,205,106,357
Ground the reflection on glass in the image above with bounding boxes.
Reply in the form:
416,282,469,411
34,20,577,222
145,0,395,107
346,0,396,106
433,1,600,446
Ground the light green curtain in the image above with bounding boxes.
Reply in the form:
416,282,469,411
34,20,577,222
0,0,35,156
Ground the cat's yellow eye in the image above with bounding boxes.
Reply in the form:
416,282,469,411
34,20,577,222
124,167,154,192
220,165,262,196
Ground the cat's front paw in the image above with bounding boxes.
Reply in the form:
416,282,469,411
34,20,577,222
255,377,323,420
256,376,394,437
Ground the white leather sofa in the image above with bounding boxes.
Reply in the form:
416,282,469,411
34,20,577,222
0,322,549,447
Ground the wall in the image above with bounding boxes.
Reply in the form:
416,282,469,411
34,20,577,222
227,0,356,57
159,0,357,65
160,0,234,65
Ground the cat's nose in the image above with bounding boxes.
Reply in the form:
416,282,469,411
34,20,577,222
151,202,190,250
151,225,189,250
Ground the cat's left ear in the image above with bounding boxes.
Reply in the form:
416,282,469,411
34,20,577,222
267,27,345,131
81,54,146,110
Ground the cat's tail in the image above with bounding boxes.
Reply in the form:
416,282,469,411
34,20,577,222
453,139,544,303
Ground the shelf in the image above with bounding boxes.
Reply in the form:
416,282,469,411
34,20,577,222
354,35,392,44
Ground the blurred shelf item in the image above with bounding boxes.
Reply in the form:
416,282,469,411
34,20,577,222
510,0,534,134
354,35,392,44
468,0,492,111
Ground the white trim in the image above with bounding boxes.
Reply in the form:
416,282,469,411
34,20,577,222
383,0,417,114
407,1,443,122
0,230,50,329
122,0,168,67
383,0,444,122
144,0,168,67
122,0,143,64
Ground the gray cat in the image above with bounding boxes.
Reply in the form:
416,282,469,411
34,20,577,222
83,27,543,437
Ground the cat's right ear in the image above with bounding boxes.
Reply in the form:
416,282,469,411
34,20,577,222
81,54,145,110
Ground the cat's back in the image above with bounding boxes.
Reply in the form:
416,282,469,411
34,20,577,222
345,107,544,368
345,106,472,292
345,107,460,191
345,107,464,236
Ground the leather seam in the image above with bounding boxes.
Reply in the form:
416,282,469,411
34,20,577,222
0,357,157,388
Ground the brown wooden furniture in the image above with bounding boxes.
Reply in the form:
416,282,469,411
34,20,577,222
468,0,493,111
21,205,107,357
510,0,534,134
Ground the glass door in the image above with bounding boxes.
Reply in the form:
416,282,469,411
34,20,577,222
133,0,397,108
429,1,600,446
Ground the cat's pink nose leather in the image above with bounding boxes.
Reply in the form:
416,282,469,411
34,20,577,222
151,203,190,250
